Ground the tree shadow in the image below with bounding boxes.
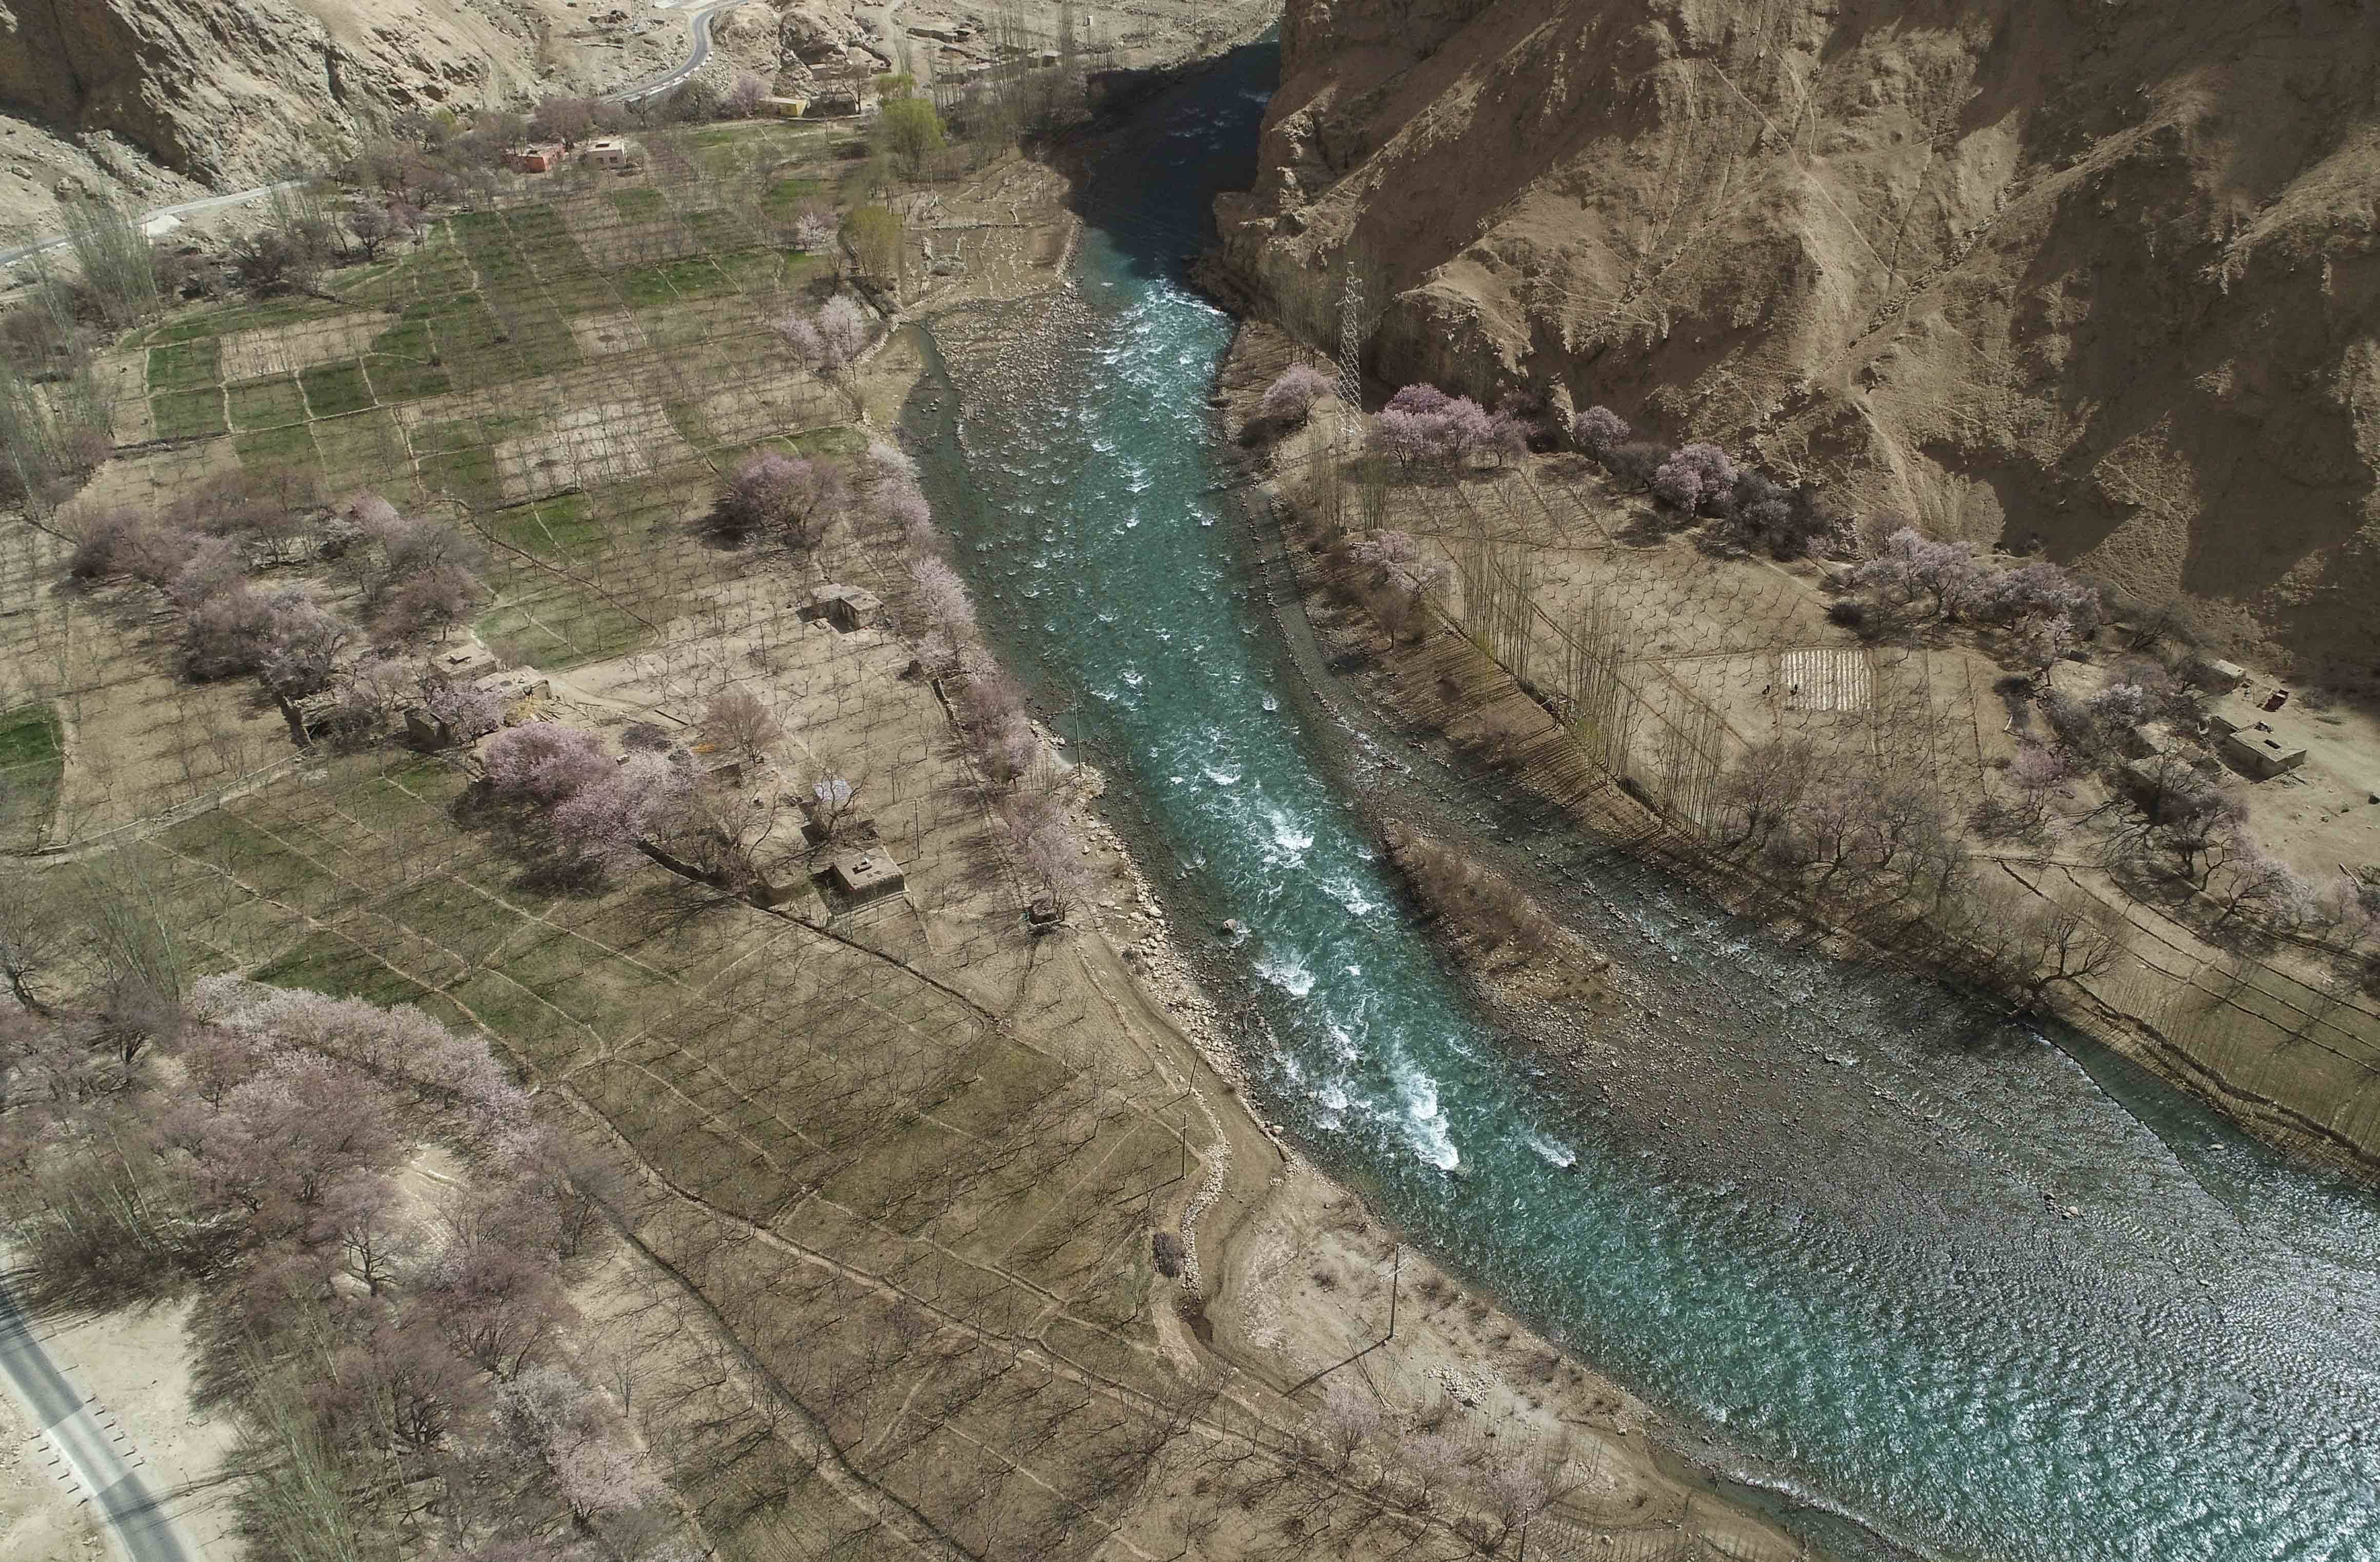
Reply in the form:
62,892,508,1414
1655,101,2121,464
445,782,615,899
1610,504,1680,550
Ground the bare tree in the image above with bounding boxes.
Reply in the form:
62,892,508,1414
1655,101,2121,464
77,860,188,1051
1715,737,1818,852
716,453,850,551
2016,894,2129,1004
700,690,784,768
2206,845,2314,932
0,872,66,1012
808,770,867,843
347,203,398,263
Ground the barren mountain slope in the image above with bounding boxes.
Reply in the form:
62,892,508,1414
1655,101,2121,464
0,0,718,239
0,0,1275,250
1215,0,2380,684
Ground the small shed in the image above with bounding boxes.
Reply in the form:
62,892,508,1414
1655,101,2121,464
803,583,883,633
279,690,347,745
759,95,809,118
824,848,905,905
507,144,563,173
434,646,499,682
584,138,635,171
478,670,553,707
2219,722,2308,780
403,705,481,751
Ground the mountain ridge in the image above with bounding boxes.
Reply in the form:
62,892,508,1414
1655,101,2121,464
1215,0,2380,686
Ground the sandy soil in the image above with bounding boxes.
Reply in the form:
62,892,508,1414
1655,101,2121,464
0,523,292,852
217,316,389,385
0,1387,107,1562
0,1294,243,1562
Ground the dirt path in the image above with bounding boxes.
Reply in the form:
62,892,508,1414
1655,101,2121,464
0,1280,207,1562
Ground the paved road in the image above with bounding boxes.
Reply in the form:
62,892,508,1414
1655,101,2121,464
0,179,305,270
0,1278,198,1562
607,0,755,103
1,1,749,271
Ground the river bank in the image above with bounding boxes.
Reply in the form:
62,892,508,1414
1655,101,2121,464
873,32,2380,1562
827,45,1844,1561
876,228,1833,1562
1202,315,2380,1187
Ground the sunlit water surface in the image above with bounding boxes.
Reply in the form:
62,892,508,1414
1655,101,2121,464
905,41,2380,1562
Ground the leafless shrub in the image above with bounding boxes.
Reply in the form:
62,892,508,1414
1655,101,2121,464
1382,827,1559,960
699,690,784,766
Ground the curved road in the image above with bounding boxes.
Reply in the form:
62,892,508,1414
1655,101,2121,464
608,0,755,103
0,1277,198,1562
0,0,751,271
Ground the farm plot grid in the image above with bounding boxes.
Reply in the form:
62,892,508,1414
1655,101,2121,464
116,744,1233,1554
91,143,857,675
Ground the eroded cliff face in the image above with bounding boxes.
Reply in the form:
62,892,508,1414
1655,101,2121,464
0,0,578,189
1217,0,2380,680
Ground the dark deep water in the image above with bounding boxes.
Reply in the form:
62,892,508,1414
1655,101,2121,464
902,39,2380,1562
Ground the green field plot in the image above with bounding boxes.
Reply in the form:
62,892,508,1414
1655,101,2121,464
609,187,668,220
147,336,221,392
718,246,824,295
660,257,736,300
152,386,228,439
391,239,479,306
0,704,63,849
619,264,683,309
165,811,346,912
448,209,515,254
362,315,453,402
235,422,319,470
455,217,533,288
253,928,433,1006
739,425,868,464
377,877,525,965
491,492,603,561
415,439,499,509
685,208,757,253
760,175,822,218
423,295,516,387
501,204,593,266
311,407,410,487
505,309,585,375
542,267,619,316
475,588,651,669
368,314,435,360
362,352,451,403
359,314,452,402
135,315,225,347
226,376,309,430
299,359,376,417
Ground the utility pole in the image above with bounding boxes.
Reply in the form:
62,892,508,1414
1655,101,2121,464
1336,265,1365,409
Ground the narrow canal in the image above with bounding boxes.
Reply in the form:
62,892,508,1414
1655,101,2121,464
904,38,2380,1562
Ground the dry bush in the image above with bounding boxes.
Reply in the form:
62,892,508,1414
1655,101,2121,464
1382,826,1559,961
699,689,783,765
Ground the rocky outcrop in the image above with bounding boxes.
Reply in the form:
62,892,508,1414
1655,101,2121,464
1217,0,2380,682
0,0,344,185
0,0,590,192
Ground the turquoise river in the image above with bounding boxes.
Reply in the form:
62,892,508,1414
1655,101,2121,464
902,39,2380,1562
